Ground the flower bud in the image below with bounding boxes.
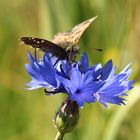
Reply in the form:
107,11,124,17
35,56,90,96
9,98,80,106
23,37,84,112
54,99,80,135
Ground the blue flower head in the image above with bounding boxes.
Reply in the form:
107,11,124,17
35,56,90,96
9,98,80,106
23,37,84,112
25,52,134,107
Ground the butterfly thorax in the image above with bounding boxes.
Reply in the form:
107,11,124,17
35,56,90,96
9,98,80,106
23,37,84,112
65,44,80,61
53,35,80,61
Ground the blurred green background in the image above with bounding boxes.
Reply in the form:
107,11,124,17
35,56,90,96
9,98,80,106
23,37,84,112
0,0,140,140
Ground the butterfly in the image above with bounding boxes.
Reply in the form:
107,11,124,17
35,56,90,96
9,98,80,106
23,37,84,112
21,16,97,61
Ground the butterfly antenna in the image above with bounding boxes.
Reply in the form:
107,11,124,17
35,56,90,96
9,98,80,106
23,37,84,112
88,47,103,52
94,48,103,52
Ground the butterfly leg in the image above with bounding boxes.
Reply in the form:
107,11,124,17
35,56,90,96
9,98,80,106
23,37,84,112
49,55,60,67
53,58,60,67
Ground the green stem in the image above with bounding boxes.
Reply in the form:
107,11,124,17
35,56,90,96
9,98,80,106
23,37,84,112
55,132,64,140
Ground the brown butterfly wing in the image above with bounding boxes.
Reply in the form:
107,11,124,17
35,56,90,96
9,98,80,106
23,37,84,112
52,16,97,47
21,37,68,59
21,17,97,60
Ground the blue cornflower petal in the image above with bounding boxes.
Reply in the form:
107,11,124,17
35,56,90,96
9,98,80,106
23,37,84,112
25,52,60,90
93,64,133,107
120,63,131,73
60,67,104,106
70,68,83,88
25,80,42,90
100,60,113,80
79,53,89,73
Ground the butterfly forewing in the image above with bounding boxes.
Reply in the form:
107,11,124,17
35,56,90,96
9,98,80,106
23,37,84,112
52,16,97,47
